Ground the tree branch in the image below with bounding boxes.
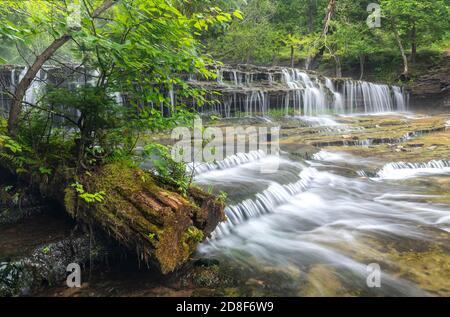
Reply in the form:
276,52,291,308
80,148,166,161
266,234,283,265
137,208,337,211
7,0,119,135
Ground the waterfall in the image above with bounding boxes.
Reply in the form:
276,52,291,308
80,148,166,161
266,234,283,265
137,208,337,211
325,78,344,113
393,86,407,111
17,67,47,105
169,86,175,109
216,68,224,85
376,160,450,180
1,64,410,119
207,66,408,118
187,150,267,176
211,167,317,239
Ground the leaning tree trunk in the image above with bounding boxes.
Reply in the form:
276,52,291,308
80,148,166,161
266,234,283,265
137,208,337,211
392,18,409,79
7,0,118,135
308,0,337,69
0,149,225,274
7,35,72,134
321,0,337,36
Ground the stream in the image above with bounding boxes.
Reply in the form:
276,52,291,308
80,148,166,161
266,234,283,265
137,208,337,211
192,116,450,297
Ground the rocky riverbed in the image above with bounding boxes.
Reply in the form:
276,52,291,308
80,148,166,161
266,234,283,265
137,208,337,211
1,110,449,297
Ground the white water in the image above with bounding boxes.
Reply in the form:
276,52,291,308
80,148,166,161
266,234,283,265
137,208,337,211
17,67,47,105
2,65,409,120
376,160,450,180
212,167,317,239
208,66,409,118
187,150,267,176
195,149,449,296
311,150,379,167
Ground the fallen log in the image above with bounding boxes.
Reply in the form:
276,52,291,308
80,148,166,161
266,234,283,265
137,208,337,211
1,154,225,275
60,163,225,274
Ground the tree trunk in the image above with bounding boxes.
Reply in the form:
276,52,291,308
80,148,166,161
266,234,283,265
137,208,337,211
321,0,337,37
7,0,118,135
290,45,295,68
335,56,342,78
7,35,72,134
305,0,316,69
307,0,316,33
392,19,409,78
411,22,417,65
308,0,337,69
63,164,225,274
359,54,366,80
0,150,225,274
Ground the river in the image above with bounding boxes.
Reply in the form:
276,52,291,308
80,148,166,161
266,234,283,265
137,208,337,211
191,113,450,297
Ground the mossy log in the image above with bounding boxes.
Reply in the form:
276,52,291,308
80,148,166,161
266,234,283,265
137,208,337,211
0,139,225,275
63,163,225,274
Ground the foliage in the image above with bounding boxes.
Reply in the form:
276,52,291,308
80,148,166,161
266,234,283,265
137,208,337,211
0,120,28,173
186,225,204,244
143,143,190,194
205,0,449,76
0,0,239,191
71,181,106,204
217,191,228,204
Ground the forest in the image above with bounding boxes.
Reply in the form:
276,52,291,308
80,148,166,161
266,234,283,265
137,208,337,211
0,0,449,298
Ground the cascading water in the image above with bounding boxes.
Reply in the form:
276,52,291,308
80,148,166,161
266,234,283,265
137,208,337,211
325,78,344,113
194,148,449,296
376,160,450,180
211,167,317,239
187,150,267,176
200,65,409,118
1,64,409,119
18,68,48,105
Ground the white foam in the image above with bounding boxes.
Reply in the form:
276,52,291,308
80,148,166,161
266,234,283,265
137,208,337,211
375,160,450,180
187,150,267,175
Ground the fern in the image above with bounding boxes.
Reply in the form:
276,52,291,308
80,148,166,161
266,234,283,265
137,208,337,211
71,182,106,204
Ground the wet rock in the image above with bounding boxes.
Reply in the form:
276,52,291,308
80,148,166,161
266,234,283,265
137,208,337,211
245,278,265,287
194,258,220,268
0,234,111,296
180,264,235,289
407,143,425,148
298,265,347,297
408,55,450,108
0,187,46,225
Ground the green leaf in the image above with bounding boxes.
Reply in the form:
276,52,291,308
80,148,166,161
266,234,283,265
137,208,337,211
233,10,244,20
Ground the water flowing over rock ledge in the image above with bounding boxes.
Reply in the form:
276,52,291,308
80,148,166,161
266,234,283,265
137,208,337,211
189,65,409,117
1,64,409,119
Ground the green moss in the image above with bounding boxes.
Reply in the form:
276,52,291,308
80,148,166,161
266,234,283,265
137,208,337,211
221,288,242,297
61,161,224,275
185,226,204,244
63,187,77,217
